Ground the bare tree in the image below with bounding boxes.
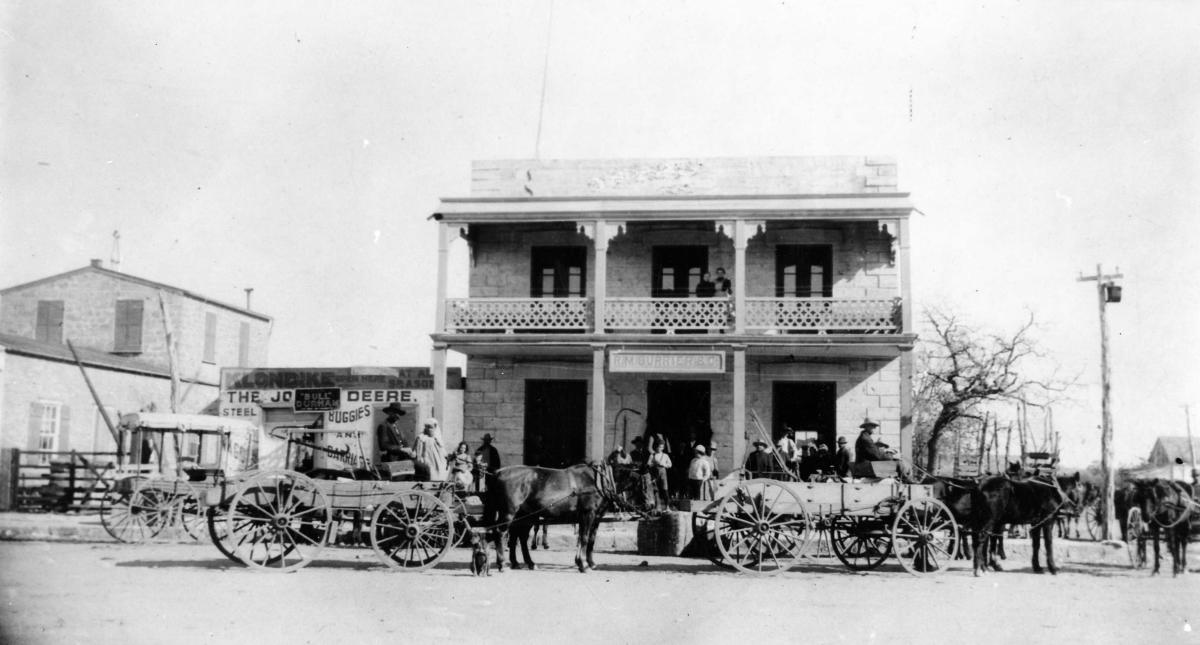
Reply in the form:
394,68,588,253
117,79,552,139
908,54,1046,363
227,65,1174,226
914,308,1068,474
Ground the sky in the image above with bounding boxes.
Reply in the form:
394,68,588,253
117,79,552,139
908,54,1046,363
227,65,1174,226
2,1,1198,467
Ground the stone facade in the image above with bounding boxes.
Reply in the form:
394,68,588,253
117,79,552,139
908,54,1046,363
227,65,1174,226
462,356,902,475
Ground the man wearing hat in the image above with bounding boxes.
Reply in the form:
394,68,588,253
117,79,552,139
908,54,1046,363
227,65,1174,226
686,444,714,500
744,439,775,478
473,432,501,492
834,437,851,478
853,418,897,477
376,403,412,463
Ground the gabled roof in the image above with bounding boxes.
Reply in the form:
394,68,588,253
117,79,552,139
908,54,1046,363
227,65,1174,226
1149,436,1200,464
0,332,170,378
0,264,271,322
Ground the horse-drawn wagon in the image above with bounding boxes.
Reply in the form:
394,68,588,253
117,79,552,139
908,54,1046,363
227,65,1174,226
692,470,959,575
98,413,259,544
209,424,477,572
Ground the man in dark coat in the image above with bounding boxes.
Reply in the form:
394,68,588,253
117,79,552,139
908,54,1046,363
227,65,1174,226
376,403,411,462
744,440,776,477
834,437,851,478
853,419,898,478
473,433,501,492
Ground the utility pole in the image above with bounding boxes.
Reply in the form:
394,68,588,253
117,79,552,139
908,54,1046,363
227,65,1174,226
1186,405,1198,485
1078,264,1123,540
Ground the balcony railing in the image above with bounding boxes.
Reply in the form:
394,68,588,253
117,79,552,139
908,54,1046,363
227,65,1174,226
443,297,900,334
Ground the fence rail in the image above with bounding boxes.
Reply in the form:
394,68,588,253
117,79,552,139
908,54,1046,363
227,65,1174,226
6,450,122,513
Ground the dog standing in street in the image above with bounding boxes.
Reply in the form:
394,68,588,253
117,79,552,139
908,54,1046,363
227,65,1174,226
469,530,491,577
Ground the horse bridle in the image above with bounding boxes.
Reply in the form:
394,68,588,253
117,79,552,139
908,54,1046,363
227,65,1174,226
1145,484,1194,530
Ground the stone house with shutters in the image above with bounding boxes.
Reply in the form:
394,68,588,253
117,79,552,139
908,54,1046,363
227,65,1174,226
427,156,917,476
0,260,271,460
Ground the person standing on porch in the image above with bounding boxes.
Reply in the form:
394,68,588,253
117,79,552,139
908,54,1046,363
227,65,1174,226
414,418,447,482
687,445,713,500
648,441,673,510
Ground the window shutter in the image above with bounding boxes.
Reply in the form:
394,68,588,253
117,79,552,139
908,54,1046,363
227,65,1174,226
114,300,144,352
26,402,44,450
58,406,71,453
238,322,250,366
203,312,217,363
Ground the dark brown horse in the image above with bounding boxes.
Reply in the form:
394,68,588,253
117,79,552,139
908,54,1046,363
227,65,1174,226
1129,479,1192,576
484,462,648,573
971,472,1066,576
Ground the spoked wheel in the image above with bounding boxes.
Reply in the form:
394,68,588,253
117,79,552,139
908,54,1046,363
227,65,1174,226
172,483,205,540
829,515,893,571
1084,502,1101,541
226,471,331,572
690,509,735,570
206,505,243,564
713,479,814,575
1126,507,1147,569
100,477,171,543
891,498,959,575
369,490,455,571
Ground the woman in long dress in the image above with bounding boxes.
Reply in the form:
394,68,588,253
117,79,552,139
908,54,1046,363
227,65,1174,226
447,441,474,489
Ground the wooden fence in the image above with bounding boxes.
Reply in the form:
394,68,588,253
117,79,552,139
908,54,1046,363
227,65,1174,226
2,450,124,513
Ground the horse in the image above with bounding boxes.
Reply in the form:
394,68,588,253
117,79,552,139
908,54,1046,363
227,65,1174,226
928,475,1005,566
1128,479,1192,576
970,471,1067,576
484,462,649,573
1052,473,1090,540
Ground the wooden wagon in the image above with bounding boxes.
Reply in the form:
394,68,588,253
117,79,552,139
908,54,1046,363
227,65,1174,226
99,413,259,544
692,472,959,575
207,425,481,572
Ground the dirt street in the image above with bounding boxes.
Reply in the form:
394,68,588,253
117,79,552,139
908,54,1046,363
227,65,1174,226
0,540,1196,645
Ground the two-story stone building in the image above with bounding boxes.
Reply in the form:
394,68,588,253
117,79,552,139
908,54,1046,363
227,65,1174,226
427,156,917,475
0,260,272,457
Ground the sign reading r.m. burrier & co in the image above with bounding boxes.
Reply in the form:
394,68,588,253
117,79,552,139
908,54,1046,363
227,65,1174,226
609,350,725,374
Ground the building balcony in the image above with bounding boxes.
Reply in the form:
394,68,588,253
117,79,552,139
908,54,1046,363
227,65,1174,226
442,297,901,335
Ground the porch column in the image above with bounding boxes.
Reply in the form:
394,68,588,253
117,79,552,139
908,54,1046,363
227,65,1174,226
897,218,912,334
732,345,747,470
591,344,607,461
435,222,451,333
593,220,608,333
432,343,448,422
729,219,739,330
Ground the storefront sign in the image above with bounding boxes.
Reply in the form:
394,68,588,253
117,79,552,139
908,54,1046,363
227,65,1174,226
293,388,341,412
609,350,725,373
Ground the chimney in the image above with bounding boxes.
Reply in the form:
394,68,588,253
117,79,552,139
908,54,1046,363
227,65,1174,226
90,259,103,268
244,288,254,310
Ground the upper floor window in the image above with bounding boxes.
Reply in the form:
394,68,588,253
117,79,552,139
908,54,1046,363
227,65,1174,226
238,321,250,366
114,299,144,352
530,246,586,298
203,312,217,363
776,245,833,298
652,246,707,297
35,300,64,344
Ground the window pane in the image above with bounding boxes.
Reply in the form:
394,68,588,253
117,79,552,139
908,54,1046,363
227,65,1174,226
541,269,555,298
568,267,582,296
810,266,824,296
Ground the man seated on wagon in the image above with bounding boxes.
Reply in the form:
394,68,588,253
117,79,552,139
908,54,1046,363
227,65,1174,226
851,419,901,479
744,440,776,478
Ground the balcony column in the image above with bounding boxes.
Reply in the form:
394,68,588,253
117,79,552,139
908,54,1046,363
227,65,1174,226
435,222,451,333
732,344,747,470
593,220,608,333
732,220,757,334
897,218,912,333
896,217,914,464
431,342,448,423
590,344,606,461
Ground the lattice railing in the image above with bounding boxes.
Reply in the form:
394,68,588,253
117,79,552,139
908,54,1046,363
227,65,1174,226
445,298,592,332
742,297,900,332
604,298,731,332
443,297,901,333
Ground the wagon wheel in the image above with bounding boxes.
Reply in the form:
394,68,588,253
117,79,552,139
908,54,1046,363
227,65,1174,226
205,505,244,564
171,483,205,540
713,479,813,575
100,477,171,543
1083,501,1101,541
1126,507,1147,569
891,498,959,575
370,490,455,571
690,508,735,570
829,515,892,571
226,471,332,572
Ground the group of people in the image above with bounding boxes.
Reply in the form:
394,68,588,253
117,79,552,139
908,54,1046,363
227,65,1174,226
375,403,502,490
744,419,900,482
607,431,722,510
694,267,732,298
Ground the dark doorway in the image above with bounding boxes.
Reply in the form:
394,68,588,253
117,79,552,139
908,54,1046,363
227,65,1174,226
646,380,712,450
772,382,837,448
524,380,587,468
